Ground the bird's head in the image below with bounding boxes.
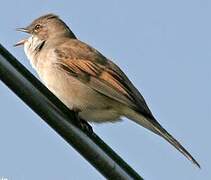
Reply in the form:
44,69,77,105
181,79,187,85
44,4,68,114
15,13,76,47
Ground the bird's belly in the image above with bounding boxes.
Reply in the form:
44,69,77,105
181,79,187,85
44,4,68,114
38,67,121,122
79,108,121,122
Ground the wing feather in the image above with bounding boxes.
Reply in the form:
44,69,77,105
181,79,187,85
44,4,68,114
54,46,153,118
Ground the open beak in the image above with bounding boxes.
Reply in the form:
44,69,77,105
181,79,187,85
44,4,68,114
16,27,30,33
14,27,29,47
14,39,27,47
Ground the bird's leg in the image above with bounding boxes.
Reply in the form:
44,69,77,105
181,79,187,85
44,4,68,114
72,108,93,134
78,117,93,134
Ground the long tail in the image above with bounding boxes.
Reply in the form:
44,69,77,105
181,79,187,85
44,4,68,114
125,109,201,168
151,119,200,168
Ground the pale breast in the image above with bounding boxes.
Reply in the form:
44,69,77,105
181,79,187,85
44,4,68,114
39,65,122,122
39,65,114,109
24,37,123,122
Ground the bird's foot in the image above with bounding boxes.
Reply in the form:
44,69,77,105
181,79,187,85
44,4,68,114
72,110,93,134
78,118,93,134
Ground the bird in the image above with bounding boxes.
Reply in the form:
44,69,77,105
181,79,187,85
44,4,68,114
15,13,200,168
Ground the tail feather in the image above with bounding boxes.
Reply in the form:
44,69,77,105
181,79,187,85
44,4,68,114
151,121,201,168
125,109,200,168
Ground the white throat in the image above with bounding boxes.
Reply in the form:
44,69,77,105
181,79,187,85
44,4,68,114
24,35,44,69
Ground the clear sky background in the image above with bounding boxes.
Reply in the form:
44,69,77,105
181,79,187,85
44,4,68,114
0,0,210,180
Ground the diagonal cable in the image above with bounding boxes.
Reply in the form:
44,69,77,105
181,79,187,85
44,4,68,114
0,44,143,180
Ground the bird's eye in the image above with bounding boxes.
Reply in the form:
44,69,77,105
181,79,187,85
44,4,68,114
34,24,41,31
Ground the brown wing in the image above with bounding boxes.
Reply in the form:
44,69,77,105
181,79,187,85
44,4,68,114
54,42,153,118
53,40,201,168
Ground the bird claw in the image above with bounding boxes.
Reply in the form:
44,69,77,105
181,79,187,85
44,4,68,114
78,118,93,134
71,111,93,134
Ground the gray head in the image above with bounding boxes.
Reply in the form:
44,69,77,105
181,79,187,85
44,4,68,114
15,14,76,46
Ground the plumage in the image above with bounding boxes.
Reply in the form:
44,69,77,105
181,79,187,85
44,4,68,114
15,13,200,168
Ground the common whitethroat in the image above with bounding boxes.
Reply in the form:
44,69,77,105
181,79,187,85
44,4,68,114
15,14,200,168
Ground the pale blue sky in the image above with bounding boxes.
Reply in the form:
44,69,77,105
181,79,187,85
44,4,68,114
0,0,210,179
